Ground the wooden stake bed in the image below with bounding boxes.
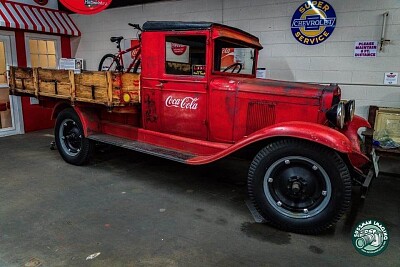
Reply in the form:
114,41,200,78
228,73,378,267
9,67,141,107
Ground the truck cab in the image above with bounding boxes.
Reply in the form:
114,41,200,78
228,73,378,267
140,21,263,142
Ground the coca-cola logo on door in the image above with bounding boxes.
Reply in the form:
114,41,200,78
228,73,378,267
165,96,198,110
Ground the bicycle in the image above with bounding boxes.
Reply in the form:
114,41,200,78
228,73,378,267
98,23,142,73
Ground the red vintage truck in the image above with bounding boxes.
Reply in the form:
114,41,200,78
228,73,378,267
10,21,373,234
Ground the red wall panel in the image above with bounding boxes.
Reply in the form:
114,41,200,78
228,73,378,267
18,33,72,132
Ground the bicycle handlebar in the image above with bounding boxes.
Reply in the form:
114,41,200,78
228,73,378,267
128,23,142,31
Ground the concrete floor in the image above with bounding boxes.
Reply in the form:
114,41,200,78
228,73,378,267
0,130,399,267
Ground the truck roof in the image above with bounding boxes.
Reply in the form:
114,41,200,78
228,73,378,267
142,21,260,43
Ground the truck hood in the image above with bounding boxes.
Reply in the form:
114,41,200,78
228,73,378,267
214,77,337,99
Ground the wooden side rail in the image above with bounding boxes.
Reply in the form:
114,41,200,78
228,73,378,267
9,67,141,108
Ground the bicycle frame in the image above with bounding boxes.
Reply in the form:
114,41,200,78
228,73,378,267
114,43,141,72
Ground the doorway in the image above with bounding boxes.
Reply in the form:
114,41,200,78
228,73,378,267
0,33,23,137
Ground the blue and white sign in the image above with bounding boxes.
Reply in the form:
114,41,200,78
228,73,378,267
291,1,336,45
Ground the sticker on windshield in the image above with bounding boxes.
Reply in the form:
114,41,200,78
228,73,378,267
192,65,206,76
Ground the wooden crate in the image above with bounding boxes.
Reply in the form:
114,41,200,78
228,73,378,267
9,67,140,107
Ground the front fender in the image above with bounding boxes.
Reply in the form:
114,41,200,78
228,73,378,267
188,121,354,164
341,115,371,170
246,121,355,153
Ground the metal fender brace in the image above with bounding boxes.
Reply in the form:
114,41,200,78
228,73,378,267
341,115,375,198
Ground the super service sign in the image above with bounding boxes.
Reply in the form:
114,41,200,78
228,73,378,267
291,1,336,45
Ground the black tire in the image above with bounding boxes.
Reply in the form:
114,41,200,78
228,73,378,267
55,108,94,165
248,139,351,234
98,54,122,72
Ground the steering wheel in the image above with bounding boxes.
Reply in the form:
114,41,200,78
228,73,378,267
223,62,243,73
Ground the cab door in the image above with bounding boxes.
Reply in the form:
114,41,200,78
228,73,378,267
158,34,208,140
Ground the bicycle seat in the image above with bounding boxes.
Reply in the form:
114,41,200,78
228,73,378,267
110,36,124,43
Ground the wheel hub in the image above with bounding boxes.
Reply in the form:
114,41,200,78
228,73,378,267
263,156,332,219
287,176,307,197
59,119,82,156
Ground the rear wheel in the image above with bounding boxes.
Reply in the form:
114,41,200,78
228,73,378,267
98,54,122,72
248,139,351,234
55,108,93,165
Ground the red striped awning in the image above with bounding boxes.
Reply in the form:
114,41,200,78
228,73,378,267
0,1,80,36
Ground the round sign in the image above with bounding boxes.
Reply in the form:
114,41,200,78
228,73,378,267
171,43,187,56
59,0,112,15
33,0,48,6
352,219,389,256
291,1,336,45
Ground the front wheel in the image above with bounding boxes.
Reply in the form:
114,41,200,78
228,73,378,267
55,108,94,165
98,54,122,72
248,139,351,234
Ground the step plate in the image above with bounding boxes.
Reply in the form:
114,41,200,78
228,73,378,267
88,134,195,163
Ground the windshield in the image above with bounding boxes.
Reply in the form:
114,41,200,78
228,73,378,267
214,38,256,75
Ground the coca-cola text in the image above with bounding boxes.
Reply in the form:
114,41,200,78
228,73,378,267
165,96,199,110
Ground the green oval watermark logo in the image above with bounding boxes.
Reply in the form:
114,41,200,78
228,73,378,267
352,219,389,256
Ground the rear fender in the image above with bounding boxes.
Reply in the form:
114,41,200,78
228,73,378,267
52,102,100,136
73,106,100,136
51,101,72,120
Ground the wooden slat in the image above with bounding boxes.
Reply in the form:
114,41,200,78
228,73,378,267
106,71,113,106
69,70,76,103
33,68,39,97
13,88,35,95
39,92,70,99
9,67,15,90
38,68,69,82
74,97,108,105
14,67,33,79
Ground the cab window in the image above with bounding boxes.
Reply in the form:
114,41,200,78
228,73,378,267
214,38,255,75
165,36,206,76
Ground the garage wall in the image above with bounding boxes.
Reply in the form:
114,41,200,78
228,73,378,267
71,0,400,118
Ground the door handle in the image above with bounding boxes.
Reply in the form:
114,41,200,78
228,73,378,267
155,80,167,88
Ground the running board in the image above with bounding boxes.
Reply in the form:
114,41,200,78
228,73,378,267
87,134,195,163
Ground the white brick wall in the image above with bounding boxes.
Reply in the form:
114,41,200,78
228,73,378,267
71,0,400,118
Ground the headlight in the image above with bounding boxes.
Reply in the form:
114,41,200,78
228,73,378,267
326,101,345,129
344,100,355,122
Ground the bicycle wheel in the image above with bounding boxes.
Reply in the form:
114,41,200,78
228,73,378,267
98,54,122,71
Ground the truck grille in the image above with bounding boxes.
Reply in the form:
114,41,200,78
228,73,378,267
246,102,275,135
